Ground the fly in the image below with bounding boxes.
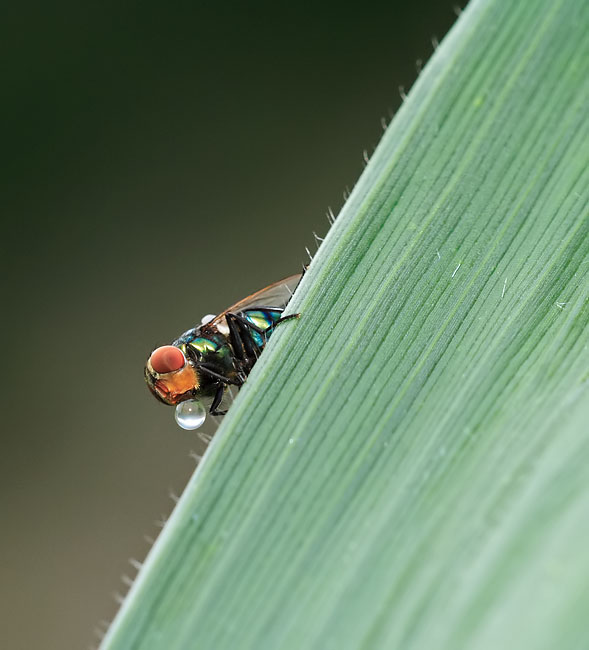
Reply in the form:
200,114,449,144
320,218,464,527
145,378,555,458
144,274,301,430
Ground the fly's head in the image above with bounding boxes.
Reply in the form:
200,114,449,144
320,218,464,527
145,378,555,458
144,345,201,406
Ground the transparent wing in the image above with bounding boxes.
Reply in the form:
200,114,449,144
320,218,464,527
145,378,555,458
209,273,301,328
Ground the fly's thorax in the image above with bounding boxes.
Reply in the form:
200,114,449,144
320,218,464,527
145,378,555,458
183,335,238,388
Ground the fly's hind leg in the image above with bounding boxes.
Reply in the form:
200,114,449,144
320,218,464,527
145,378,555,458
263,311,301,340
273,312,300,326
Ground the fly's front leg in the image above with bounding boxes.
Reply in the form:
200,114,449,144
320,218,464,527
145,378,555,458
199,363,240,385
184,345,239,386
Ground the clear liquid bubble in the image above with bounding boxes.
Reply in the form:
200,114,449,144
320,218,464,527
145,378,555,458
175,399,206,430
200,313,216,325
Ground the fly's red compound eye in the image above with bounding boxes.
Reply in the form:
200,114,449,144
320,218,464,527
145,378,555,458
150,346,185,374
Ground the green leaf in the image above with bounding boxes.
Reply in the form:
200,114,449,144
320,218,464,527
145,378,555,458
102,0,589,648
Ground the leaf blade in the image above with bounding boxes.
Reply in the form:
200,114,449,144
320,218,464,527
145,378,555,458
102,0,589,648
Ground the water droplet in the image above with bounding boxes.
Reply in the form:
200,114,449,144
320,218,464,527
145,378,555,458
175,400,206,430
200,313,216,325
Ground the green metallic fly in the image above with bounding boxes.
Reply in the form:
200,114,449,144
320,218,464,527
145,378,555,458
144,274,301,429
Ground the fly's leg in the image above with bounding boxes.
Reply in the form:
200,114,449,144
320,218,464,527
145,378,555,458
225,309,300,378
226,312,261,373
274,313,300,326
185,346,231,415
209,384,227,416
262,312,301,341
199,363,240,385
247,308,301,329
225,312,246,361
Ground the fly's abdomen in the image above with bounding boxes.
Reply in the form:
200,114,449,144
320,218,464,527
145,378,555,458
242,309,283,347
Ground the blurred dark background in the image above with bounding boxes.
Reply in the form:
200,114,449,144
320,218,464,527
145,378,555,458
1,2,456,648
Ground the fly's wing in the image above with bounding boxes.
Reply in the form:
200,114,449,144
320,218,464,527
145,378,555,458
208,273,301,329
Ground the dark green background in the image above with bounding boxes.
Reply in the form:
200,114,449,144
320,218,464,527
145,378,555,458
1,2,456,648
